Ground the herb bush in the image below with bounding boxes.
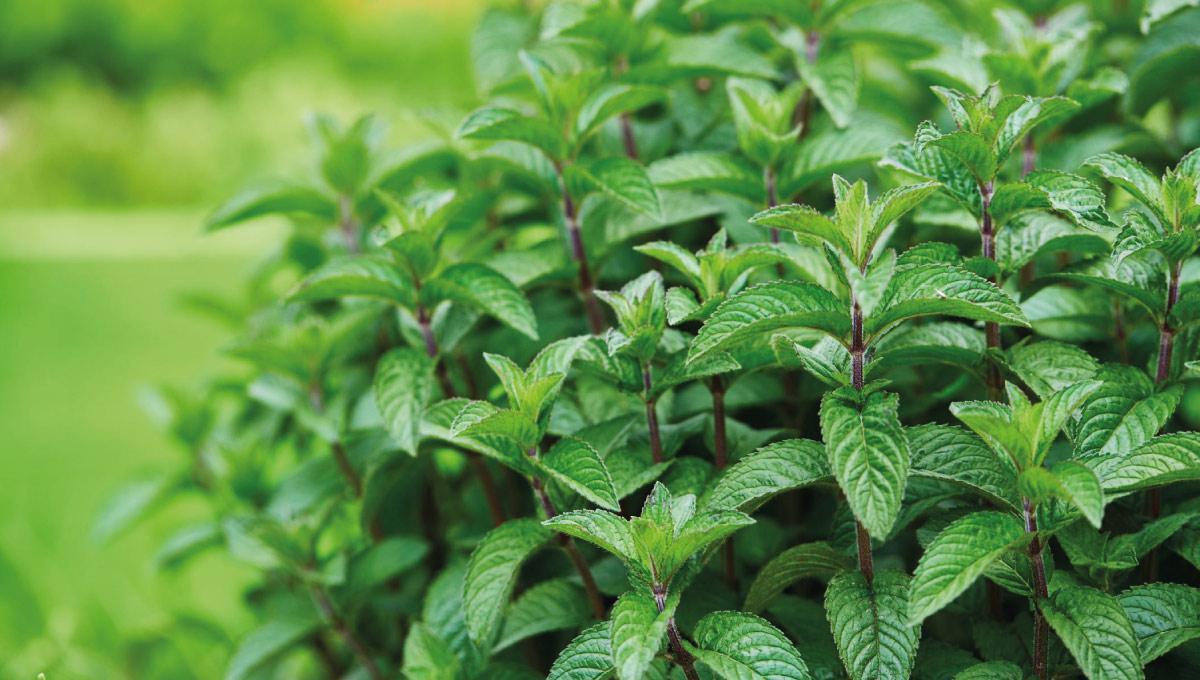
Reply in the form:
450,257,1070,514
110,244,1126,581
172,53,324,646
101,1,1200,678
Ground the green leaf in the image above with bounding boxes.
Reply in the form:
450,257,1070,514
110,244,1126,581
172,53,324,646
868,181,942,252
953,661,1023,680
344,535,429,599
543,510,637,565
1141,0,1200,33
798,49,858,129
820,388,910,540
634,241,701,285
907,424,1019,510
609,590,673,680
929,131,996,182
463,518,554,648
648,151,763,202
547,623,615,680
1007,340,1098,400
691,611,813,680
374,348,434,456
1118,583,1200,662
225,612,322,680
750,204,853,254
744,542,852,613
825,570,920,680
402,622,460,680
449,400,540,451
570,157,661,218
908,511,1028,625
1092,431,1200,493
1075,365,1182,459
1025,170,1114,232
1018,462,1104,528
494,579,591,652
424,263,538,340
289,255,413,305
1040,585,1144,680
1084,152,1163,218
688,282,848,364
93,471,182,544
866,263,1028,336
206,181,336,231
700,439,831,513
540,437,620,511
574,83,663,144
458,106,565,160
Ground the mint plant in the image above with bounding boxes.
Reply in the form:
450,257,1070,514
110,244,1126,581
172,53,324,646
99,2,1200,679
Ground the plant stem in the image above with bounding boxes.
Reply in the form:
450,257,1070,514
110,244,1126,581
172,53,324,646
309,386,365,497
528,450,607,619
653,583,700,680
556,164,606,334
643,362,664,464
848,297,875,584
337,194,360,253
1145,259,1183,578
620,114,638,159
417,305,506,527
979,180,1004,401
1023,497,1050,680
310,584,385,680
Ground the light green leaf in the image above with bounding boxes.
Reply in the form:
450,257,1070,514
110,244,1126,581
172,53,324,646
540,437,620,511
953,661,1023,680
609,590,673,680
464,518,554,648
647,151,763,202
424,263,538,340
866,263,1028,336
1118,583,1200,662
798,49,858,128
820,388,910,539
1018,462,1104,528
1007,340,1098,400
402,622,459,680
574,83,663,143
93,471,183,544
744,542,852,613
288,255,413,305
1041,585,1144,680
206,181,336,232
547,623,615,680
1093,431,1200,493
458,106,565,160
908,511,1028,625
570,156,661,219
543,510,637,564
692,611,813,680
688,282,848,364
1084,152,1163,218
750,204,852,254
1142,0,1200,32
825,570,920,680
1074,365,1181,459
700,439,831,513
225,612,322,680
374,348,434,456
868,182,942,253
929,131,996,182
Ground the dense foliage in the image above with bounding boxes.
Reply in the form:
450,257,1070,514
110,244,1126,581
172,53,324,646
102,0,1200,678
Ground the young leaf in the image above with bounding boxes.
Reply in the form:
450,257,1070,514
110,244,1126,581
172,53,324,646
374,348,434,456
750,204,853,254
1084,152,1164,219
907,424,1020,511
225,613,323,680
1017,462,1104,528
820,388,910,540
206,181,336,232
1074,366,1181,459
289,255,413,305
1040,586,1144,680
1092,431,1200,493
866,263,1028,336
543,510,637,565
458,106,566,160
691,610,813,680
464,518,554,648
494,579,591,653
825,570,920,680
569,157,661,218
908,511,1028,625
609,590,673,680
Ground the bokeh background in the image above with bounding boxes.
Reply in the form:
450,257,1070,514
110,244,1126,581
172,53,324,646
0,0,481,676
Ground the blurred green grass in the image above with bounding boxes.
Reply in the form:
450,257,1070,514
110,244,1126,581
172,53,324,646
0,0,482,675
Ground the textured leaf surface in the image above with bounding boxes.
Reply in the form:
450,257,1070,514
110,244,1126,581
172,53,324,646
543,510,636,564
907,424,1018,509
494,579,591,652
700,439,831,513
374,348,434,455
464,518,553,647
289,255,412,305
425,263,538,340
540,437,620,511
867,263,1028,335
1092,432,1200,492
547,623,615,680
820,389,910,539
1041,586,1144,680
825,570,920,680
1074,365,1180,459
692,610,813,680
744,542,851,613
908,511,1027,624
1118,583,1200,662
609,590,672,680
689,281,848,363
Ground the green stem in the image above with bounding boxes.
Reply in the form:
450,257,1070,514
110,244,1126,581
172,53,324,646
310,584,384,680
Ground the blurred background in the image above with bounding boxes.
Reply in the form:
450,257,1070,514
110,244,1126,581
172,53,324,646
0,0,482,676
